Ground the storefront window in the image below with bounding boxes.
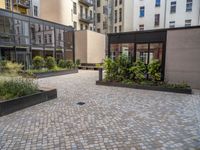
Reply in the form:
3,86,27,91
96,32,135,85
136,44,148,64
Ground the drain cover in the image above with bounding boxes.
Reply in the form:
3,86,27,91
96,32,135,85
77,102,85,106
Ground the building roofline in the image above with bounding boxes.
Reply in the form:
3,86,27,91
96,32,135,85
108,26,200,36
0,8,74,30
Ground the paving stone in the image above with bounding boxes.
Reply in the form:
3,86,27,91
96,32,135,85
0,70,200,150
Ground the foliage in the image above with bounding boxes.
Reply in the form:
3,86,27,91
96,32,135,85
58,59,67,68
103,57,118,81
0,61,23,75
148,59,161,82
66,60,74,69
129,60,146,82
46,56,56,70
75,59,81,67
33,56,45,69
0,78,39,100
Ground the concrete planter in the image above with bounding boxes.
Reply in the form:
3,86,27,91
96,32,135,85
32,68,78,78
96,81,192,94
0,88,57,117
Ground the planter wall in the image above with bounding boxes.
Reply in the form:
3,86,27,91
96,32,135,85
33,68,78,78
0,88,57,117
96,81,192,94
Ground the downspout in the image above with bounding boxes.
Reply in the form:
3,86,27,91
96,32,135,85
164,0,167,28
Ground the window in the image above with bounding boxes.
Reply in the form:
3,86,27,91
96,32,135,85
38,35,41,44
103,6,108,15
154,14,160,26
74,21,77,30
115,10,117,23
140,6,145,17
90,10,92,18
170,1,176,13
155,0,160,7
73,2,77,14
97,0,100,7
115,0,118,6
97,28,101,33
44,34,47,44
80,24,83,30
185,19,191,27
139,24,144,31
97,13,101,23
48,34,52,43
115,26,117,33
119,0,122,5
103,21,107,30
5,0,11,10
119,25,122,32
34,6,38,16
119,8,122,22
169,21,175,28
90,27,93,31
186,0,192,12
85,25,88,30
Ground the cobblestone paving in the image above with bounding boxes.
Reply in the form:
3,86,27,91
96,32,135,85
0,70,200,150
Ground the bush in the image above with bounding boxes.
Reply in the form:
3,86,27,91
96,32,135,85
103,57,118,81
129,60,146,82
148,59,161,82
75,59,80,67
0,61,23,75
66,60,73,69
0,78,38,100
58,59,67,68
33,56,45,69
46,56,56,70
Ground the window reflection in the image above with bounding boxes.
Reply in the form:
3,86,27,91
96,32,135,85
136,44,148,64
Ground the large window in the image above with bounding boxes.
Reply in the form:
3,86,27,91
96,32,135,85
119,8,122,22
170,1,176,13
115,10,117,23
186,0,192,12
140,6,145,17
97,0,100,7
115,0,118,6
97,13,101,23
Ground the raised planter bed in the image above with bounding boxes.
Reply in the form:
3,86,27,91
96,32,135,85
96,81,192,94
0,88,57,117
31,68,78,78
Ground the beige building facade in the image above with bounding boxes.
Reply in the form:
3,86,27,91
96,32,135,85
40,0,94,31
75,30,105,64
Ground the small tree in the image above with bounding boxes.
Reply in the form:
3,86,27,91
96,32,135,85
148,59,161,82
66,60,73,69
33,56,45,69
46,56,56,70
75,59,81,67
58,59,67,68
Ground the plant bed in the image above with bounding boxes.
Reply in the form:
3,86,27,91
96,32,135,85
96,80,192,94
25,68,78,78
0,87,57,117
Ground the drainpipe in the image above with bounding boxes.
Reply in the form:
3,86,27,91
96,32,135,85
164,0,167,28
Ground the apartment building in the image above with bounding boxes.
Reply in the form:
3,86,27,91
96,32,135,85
40,0,94,31
94,0,200,33
0,0,40,17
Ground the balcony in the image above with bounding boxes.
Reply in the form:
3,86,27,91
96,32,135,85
79,14,93,24
79,0,94,7
13,0,30,9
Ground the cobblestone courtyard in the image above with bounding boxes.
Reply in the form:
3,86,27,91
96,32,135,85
0,70,200,150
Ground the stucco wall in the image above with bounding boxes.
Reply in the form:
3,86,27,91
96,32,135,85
165,28,200,89
75,31,87,63
75,30,105,64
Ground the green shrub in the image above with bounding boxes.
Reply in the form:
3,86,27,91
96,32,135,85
0,78,38,100
75,59,81,67
0,60,8,72
33,56,45,69
148,59,161,82
129,60,146,82
0,61,23,75
103,57,118,81
46,56,56,70
58,59,67,68
66,60,73,69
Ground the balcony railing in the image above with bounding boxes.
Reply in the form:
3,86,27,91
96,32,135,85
79,0,94,7
79,14,93,24
13,0,30,9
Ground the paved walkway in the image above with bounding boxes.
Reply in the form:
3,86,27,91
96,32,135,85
0,70,200,150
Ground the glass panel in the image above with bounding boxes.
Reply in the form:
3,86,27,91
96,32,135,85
0,15,4,33
44,25,54,48
149,43,163,63
136,44,148,64
4,17,13,34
